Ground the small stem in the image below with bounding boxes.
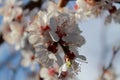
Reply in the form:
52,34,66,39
58,0,69,8
23,0,44,10
0,33,4,45
106,47,119,69
100,46,120,79
58,39,68,55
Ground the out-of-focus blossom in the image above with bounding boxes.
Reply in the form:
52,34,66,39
2,22,24,47
105,8,120,24
98,68,116,80
40,67,59,80
75,0,100,20
0,0,2,4
21,50,38,71
0,0,23,23
103,69,116,80
75,0,120,22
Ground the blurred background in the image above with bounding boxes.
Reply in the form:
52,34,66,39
0,0,120,80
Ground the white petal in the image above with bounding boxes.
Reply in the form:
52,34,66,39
49,17,57,31
14,7,23,17
48,53,57,61
40,67,48,78
53,62,59,72
21,59,31,67
58,63,67,77
15,44,21,50
62,63,67,72
62,34,85,47
28,35,40,45
49,31,59,42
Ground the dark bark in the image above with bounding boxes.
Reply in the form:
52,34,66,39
0,33,4,45
23,0,44,10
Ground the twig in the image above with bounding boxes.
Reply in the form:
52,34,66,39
58,0,69,8
23,0,44,10
106,47,119,70
0,33,4,45
100,46,120,80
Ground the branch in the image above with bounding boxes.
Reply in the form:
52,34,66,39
105,47,119,70
23,0,44,10
58,0,69,8
0,33,4,45
100,46,120,79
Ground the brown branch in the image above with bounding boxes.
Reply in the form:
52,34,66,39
105,47,119,69
100,46,120,80
0,33,4,45
23,0,44,10
58,0,69,8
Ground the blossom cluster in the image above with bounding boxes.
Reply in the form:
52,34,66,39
75,0,120,24
0,0,87,80
1,0,120,80
27,3,86,79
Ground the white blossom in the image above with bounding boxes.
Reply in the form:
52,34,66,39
21,50,38,71
0,0,23,23
75,0,120,21
2,22,24,45
26,2,86,79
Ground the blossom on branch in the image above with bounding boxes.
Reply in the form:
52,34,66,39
27,2,86,79
75,0,120,24
0,0,23,23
